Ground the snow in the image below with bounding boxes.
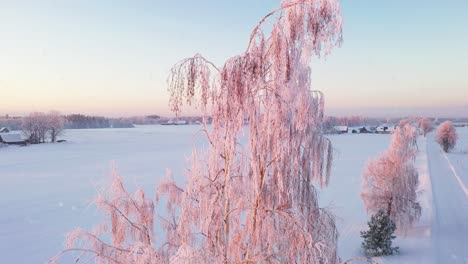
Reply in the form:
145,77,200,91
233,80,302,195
0,126,467,263
0,133,24,143
0,126,202,263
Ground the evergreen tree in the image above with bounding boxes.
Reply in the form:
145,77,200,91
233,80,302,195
361,210,399,256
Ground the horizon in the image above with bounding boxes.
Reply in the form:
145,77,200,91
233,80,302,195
1,1,468,118
2,111,468,121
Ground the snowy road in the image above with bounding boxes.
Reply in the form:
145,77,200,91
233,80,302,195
427,133,468,264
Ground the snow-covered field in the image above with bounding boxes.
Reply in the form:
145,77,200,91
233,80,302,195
0,126,467,263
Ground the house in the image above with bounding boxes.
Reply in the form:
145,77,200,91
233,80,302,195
0,127,9,133
359,127,372,133
333,126,348,134
0,133,27,145
161,120,188,125
375,124,396,134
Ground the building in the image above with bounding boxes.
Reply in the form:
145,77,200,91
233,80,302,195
333,126,349,134
0,133,27,145
359,126,372,133
0,127,10,133
161,120,189,125
375,124,396,134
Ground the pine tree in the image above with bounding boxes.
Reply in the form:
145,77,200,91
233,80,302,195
361,210,399,256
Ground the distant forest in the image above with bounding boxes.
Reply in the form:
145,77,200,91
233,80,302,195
64,114,134,129
1,114,468,131
0,114,134,130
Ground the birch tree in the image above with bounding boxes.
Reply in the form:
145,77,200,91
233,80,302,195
53,0,345,263
436,121,457,152
418,117,434,137
361,124,421,234
47,111,65,143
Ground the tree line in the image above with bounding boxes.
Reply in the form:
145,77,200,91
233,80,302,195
64,114,134,129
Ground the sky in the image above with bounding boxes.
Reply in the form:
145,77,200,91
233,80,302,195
0,0,467,118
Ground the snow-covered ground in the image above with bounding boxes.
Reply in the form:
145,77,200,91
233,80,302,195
0,126,467,263
0,126,203,263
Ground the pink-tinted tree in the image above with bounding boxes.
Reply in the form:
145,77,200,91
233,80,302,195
418,117,434,137
436,120,457,152
397,118,412,128
50,168,163,264
391,123,419,159
361,124,421,234
162,0,342,262
53,0,348,263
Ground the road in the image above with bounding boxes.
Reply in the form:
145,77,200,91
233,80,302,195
426,134,468,264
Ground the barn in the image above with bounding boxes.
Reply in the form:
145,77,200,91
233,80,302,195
0,133,27,145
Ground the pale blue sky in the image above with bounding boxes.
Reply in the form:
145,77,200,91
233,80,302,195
1,1,467,117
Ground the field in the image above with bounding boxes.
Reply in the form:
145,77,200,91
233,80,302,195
0,126,467,263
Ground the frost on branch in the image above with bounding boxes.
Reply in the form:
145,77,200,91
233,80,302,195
54,0,343,263
418,117,434,137
436,120,457,153
50,168,162,264
164,0,342,263
361,124,421,234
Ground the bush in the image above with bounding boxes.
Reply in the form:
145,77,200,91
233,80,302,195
361,210,399,256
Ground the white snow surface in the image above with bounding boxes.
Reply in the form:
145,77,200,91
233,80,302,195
0,126,467,263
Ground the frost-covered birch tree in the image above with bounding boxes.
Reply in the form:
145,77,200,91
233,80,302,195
361,124,421,234
22,112,48,144
52,0,344,263
436,120,457,152
47,111,65,143
418,117,434,137
163,1,343,262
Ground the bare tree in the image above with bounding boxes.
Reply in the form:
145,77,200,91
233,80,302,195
436,121,457,152
22,112,48,144
53,0,346,263
362,124,421,234
47,111,65,142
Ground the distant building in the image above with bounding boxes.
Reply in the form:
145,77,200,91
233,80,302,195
453,123,468,128
375,124,396,134
161,120,189,125
359,127,372,133
0,133,26,145
333,126,348,134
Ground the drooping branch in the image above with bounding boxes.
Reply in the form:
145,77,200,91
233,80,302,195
247,0,343,52
167,54,219,115
54,1,344,263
